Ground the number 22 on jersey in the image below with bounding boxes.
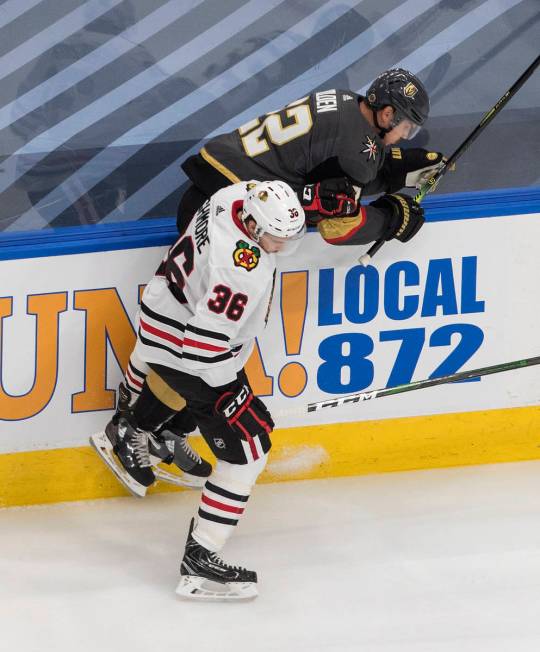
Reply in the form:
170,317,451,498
239,96,313,157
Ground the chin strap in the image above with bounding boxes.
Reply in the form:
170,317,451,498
372,109,391,138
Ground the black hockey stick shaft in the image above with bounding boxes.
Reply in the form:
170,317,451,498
307,355,540,412
414,53,540,204
358,54,540,266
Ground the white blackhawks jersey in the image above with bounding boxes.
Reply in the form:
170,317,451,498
134,182,278,387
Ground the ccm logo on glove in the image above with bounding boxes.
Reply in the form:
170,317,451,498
220,385,250,419
216,384,274,437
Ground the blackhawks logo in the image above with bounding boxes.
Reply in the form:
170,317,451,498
233,240,260,271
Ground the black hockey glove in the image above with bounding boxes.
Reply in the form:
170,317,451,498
370,193,425,243
384,148,446,193
301,177,360,221
215,383,274,437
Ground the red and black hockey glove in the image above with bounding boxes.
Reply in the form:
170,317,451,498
215,384,274,438
369,193,425,243
301,177,360,222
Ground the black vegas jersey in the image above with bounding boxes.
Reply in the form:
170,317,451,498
200,90,386,191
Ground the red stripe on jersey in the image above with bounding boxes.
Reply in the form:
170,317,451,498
201,494,245,514
126,368,143,389
139,317,183,347
183,336,227,352
323,207,367,244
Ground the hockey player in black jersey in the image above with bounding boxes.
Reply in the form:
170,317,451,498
177,68,445,248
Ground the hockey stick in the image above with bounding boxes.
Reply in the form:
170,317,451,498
358,54,540,267
307,355,540,412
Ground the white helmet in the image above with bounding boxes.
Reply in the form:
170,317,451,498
242,181,306,242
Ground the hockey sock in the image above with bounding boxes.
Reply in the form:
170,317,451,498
166,407,198,435
124,351,149,401
132,380,176,432
193,456,267,552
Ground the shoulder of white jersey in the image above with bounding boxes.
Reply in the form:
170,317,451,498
210,180,258,210
208,181,254,232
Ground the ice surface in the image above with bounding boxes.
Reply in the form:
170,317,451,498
2,462,540,651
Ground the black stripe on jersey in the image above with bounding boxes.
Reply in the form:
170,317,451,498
185,322,230,342
198,508,238,527
128,361,145,380
138,330,183,360
140,301,186,333
182,350,233,364
166,280,188,305
205,481,249,503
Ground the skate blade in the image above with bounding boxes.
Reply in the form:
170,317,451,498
175,575,258,602
89,432,149,498
149,457,206,489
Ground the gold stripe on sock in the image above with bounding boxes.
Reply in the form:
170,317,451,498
146,370,186,411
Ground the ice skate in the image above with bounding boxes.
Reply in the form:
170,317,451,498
148,427,212,488
117,382,212,488
90,415,155,498
175,519,258,601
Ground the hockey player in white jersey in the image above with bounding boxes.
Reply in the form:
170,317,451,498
93,69,434,494
92,180,305,600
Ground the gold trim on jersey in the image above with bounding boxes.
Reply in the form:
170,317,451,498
238,118,261,135
200,146,241,183
266,105,313,147
239,99,313,158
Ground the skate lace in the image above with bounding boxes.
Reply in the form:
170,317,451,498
179,435,202,464
132,430,152,468
209,552,244,572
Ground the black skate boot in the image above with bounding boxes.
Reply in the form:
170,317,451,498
175,519,258,601
114,382,137,420
117,383,212,488
116,381,133,415
90,414,155,498
148,426,212,488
